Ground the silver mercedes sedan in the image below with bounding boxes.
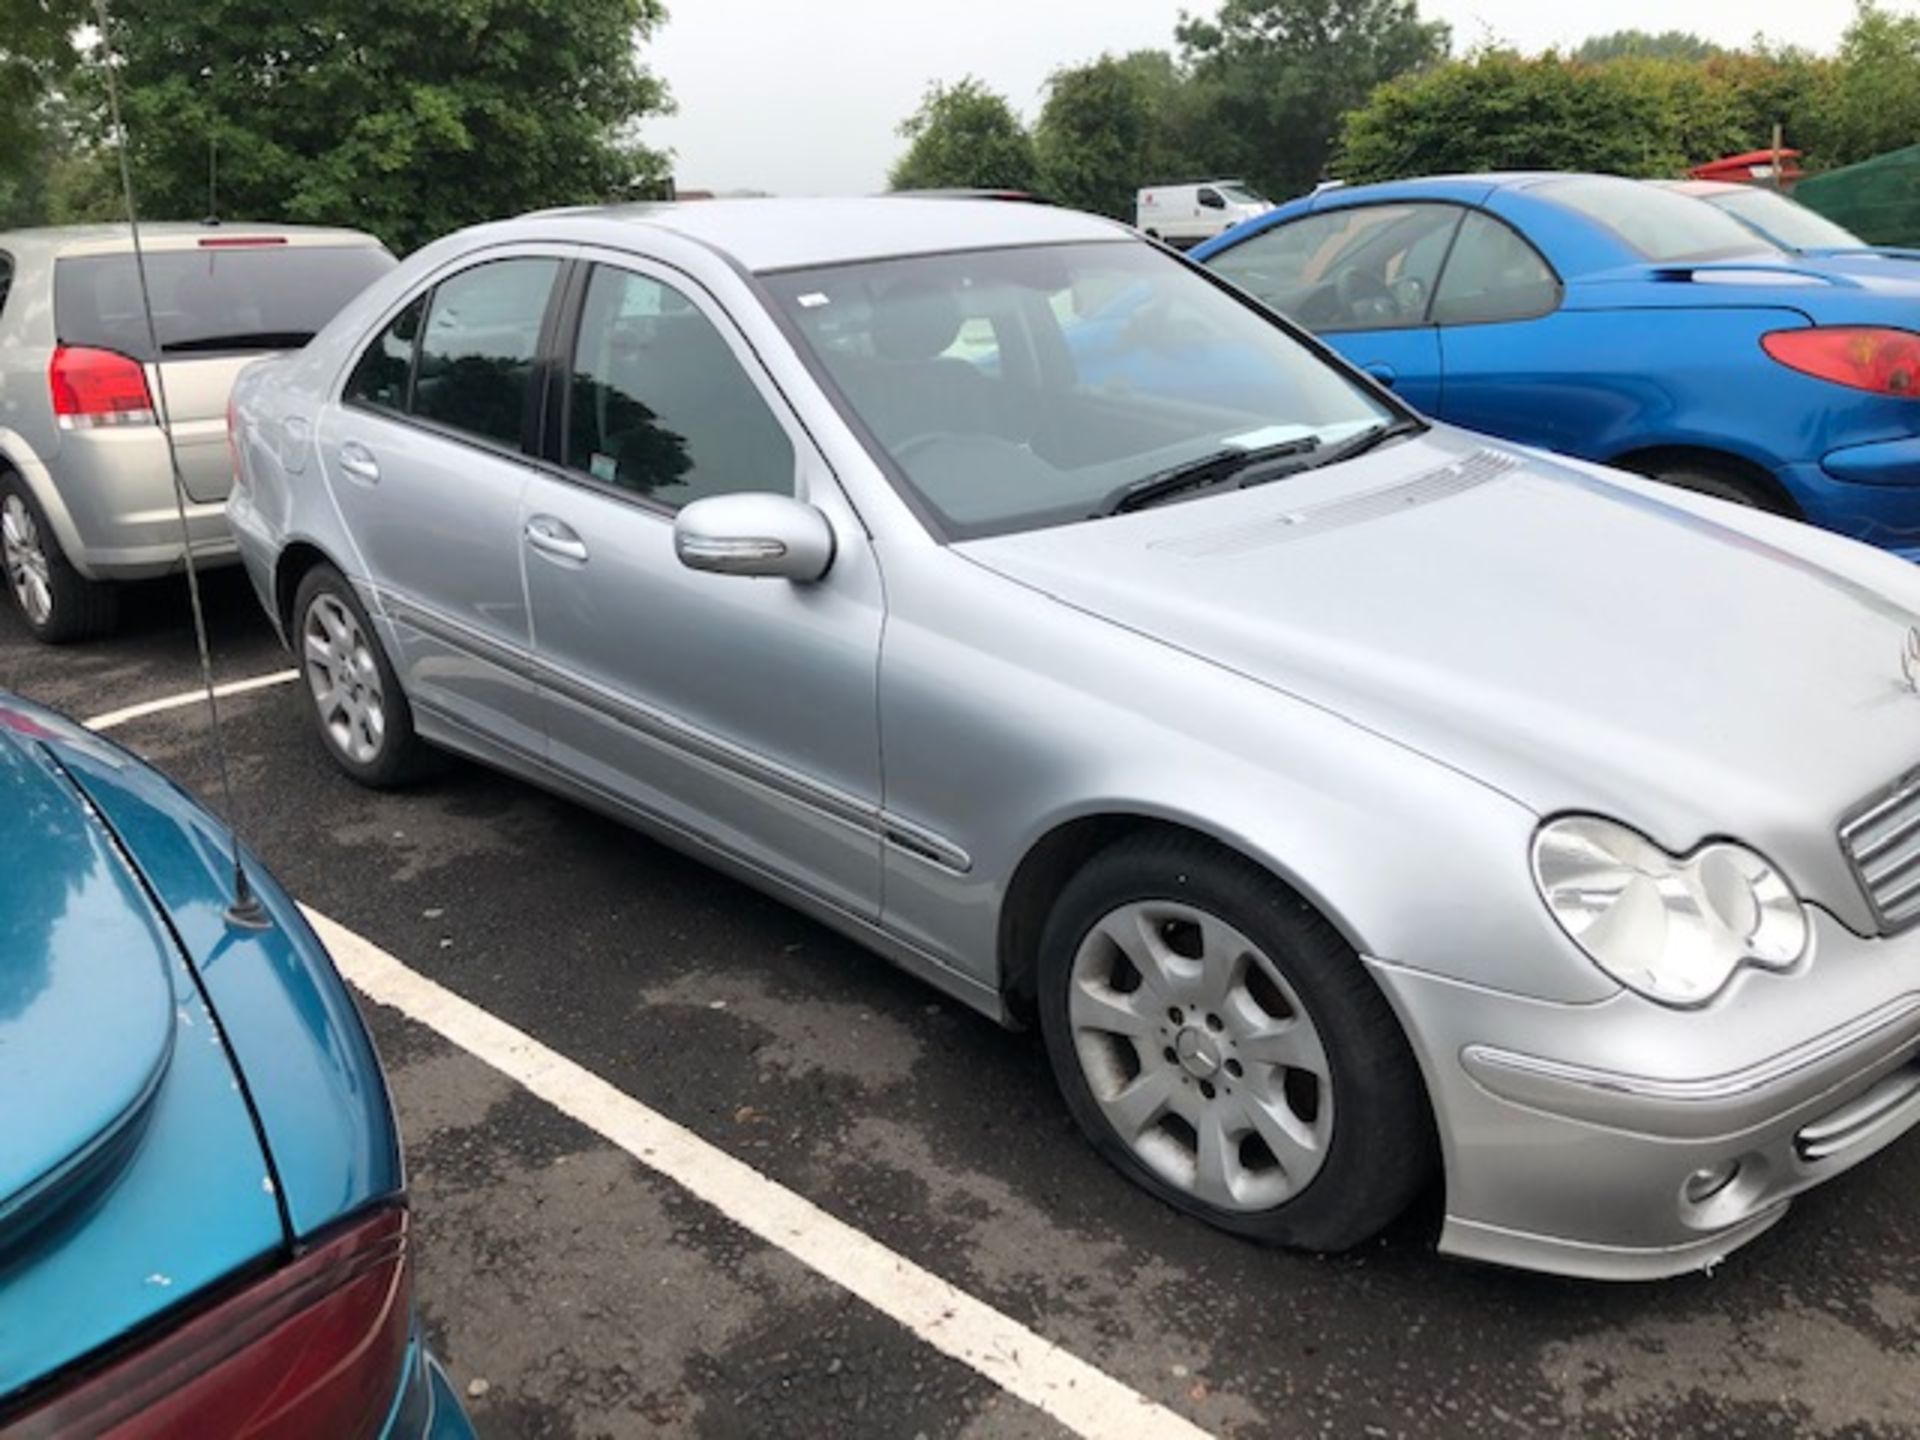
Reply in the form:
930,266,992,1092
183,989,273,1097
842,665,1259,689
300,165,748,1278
229,198,1920,1280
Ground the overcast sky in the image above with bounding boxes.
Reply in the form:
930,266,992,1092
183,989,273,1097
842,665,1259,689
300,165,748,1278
639,0,1880,196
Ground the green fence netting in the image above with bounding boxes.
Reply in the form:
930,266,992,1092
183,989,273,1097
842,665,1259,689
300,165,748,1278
1797,144,1920,248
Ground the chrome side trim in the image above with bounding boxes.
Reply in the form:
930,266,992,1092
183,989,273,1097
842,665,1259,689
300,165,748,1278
377,589,539,682
536,660,879,836
409,698,1003,1018
880,816,973,874
1461,992,1920,1137
380,587,974,876
533,657,973,874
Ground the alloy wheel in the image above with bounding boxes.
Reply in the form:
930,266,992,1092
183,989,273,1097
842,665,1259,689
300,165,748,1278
1068,899,1334,1211
2,493,54,628
303,593,387,766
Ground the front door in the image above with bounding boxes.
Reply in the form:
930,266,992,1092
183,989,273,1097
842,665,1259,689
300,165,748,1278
519,257,884,918
318,252,564,756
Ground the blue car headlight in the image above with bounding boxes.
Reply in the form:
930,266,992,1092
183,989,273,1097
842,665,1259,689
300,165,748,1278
1531,816,1808,1006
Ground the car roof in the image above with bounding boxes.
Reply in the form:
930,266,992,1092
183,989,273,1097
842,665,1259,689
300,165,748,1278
518,198,1133,272
0,222,386,260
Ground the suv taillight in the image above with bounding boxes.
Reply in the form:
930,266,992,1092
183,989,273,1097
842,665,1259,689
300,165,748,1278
48,345,157,429
1762,326,1920,397
5,1205,413,1439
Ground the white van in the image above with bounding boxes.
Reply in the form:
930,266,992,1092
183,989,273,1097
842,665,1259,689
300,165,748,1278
1134,181,1273,247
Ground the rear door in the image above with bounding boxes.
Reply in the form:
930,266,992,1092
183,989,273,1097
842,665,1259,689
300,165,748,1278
1201,202,1460,411
51,241,394,502
315,249,565,756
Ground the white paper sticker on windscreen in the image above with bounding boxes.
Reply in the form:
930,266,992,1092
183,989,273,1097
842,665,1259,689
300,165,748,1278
797,293,830,308
1222,424,1315,450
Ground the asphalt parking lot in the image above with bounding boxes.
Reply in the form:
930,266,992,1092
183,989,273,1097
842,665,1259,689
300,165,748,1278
7,570,1920,1440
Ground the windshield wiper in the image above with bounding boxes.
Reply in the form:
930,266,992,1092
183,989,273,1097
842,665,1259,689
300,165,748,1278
161,330,315,354
1240,417,1426,489
1098,436,1323,516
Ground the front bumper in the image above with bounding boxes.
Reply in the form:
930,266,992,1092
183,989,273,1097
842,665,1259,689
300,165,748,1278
1370,908,1920,1280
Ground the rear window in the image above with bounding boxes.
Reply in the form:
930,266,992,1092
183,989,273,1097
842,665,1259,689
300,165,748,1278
1708,188,1865,252
55,243,395,361
1537,177,1782,263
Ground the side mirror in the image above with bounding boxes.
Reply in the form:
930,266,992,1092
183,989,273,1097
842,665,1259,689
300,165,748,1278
674,493,835,581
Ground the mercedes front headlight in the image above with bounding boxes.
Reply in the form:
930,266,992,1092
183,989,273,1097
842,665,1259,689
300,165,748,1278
1531,816,1808,1006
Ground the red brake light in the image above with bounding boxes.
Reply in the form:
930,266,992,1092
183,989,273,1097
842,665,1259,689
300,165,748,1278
7,1205,413,1440
1762,326,1920,398
197,236,288,248
48,346,156,429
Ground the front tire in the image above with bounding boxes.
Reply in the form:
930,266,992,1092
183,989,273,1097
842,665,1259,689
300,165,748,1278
1,473,119,644
292,563,434,787
1640,464,1783,513
1036,832,1435,1251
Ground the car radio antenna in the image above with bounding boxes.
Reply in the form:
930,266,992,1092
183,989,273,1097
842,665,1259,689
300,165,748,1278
93,0,269,930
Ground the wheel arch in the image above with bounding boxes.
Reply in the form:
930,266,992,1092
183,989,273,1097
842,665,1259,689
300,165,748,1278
0,430,89,573
274,538,344,638
1607,444,1801,517
997,809,1375,1023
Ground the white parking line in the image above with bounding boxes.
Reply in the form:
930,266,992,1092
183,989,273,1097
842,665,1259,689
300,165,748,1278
302,908,1215,1440
85,669,299,731
81,673,1215,1435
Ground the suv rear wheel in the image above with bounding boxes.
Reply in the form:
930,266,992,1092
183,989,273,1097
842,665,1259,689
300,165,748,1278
0,472,119,644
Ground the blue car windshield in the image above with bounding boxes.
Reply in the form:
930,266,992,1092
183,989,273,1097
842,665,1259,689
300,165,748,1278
1540,176,1786,263
764,241,1394,540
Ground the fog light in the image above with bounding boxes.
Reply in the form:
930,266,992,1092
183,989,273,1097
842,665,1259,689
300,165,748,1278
1684,1161,1740,1205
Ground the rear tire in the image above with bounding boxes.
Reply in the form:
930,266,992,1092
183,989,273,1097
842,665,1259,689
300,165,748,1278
292,563,435,788
0,471,119,644
1036,831,1436,1252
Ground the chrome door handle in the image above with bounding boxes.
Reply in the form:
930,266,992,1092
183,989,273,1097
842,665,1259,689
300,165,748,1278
337,441,380,484
525,515,589,564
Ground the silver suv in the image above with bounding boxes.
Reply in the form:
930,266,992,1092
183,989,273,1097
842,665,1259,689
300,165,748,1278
0,223,392,641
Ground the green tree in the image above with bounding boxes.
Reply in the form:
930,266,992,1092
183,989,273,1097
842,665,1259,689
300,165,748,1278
69,0,671,253
1574,30,1722,63
0,0,90,226
888,77,1038,192
1034,51,1196,218
1338,47,1829,184
1176,0,1451,201
1807,1,1920,168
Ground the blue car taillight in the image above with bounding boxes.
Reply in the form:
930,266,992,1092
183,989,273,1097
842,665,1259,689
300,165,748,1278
1763,326,1920,398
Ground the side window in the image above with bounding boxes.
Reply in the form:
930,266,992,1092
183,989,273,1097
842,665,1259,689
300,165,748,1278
564,266,793,508
1431,213,1560,326
343,295,424,412
1207,204,1462,333
411,257,559,448
1198,187,1225,211
0,253,13,319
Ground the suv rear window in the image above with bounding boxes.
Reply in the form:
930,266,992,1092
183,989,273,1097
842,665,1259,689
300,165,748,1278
55,243,395,361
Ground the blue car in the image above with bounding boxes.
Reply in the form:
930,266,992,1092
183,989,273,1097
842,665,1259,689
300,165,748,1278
0,693,471,1438
1191,173,1920,556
